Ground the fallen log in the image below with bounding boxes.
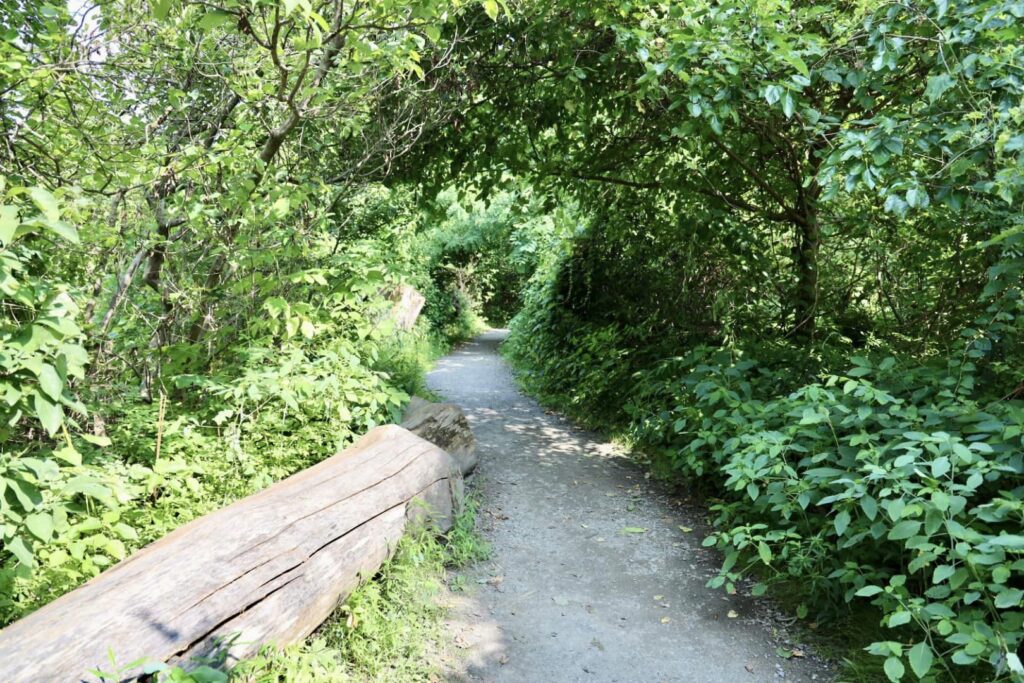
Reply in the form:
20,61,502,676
0,425,462,682
401,397,478,476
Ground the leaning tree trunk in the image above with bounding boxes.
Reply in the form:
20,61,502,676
0,425,463,683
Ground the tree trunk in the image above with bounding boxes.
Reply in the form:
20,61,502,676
0,425,463,682
792,207,819,340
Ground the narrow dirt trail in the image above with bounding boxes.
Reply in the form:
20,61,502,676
430,330,833,683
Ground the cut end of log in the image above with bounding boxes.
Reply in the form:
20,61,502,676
400,397,478,477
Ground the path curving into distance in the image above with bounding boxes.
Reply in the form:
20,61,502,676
429,330,834,683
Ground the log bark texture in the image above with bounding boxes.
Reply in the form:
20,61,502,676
0,425,462,682
401,397,478,476
387,284,426,331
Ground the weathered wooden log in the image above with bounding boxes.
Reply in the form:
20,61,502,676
401,397,478,476
0,425,462,683
387,283,425,331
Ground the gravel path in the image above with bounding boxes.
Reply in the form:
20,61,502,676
430,330,833,683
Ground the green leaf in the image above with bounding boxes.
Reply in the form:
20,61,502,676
104,537,126,560
272,196,290,218
8,535,34,566
9,479,42,511
620,527,647,534
924,74,954,103
994,588,1023,609
860,495,878,520
42,219,79,244
263,296,288,319
21,457,59,481
782,93,795,118
856,585,883,597
151,0,172,19
64,476,111,500
38,363,63,401
24,512,54,542
887,520,921,541
784,53,809,78
888,610,911,627
196,10,233,30
0,205,18,245
53,446,82,466
33,392,64,436
931,564,955,584
907,642,933,679
188,666,228,683
757,541,772,564
482,0,499,20
834,509,850,536
28,187,59,221
986,534,1024,550
114,522,139,541
799,407,823,425
884,656,905,682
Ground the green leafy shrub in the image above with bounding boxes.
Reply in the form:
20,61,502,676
624,345,1023,681
0,185,132,613
0,228,476,624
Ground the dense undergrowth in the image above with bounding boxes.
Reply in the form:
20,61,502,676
504,233,1024,682
0,194,483,624
1,0,496,630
